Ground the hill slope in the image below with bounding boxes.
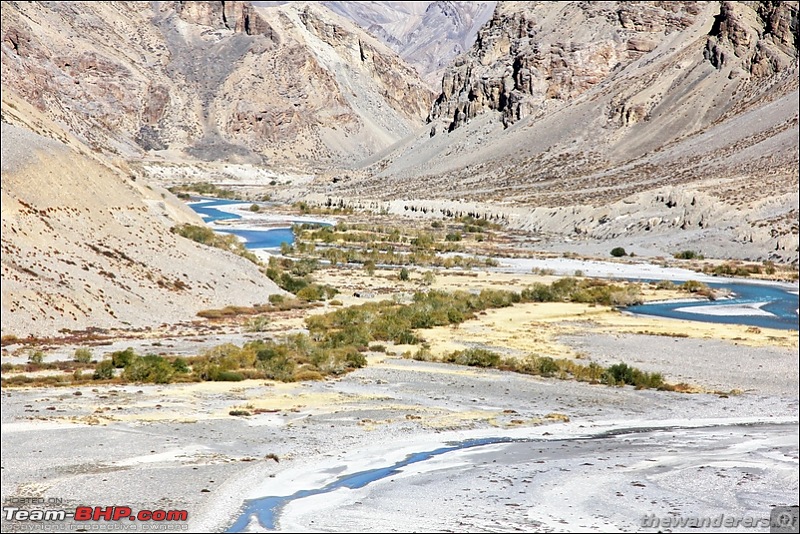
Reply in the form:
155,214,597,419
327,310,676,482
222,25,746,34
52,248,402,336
1,96,283,338
1,1,433,168
322,1,497,85
327,1,799,262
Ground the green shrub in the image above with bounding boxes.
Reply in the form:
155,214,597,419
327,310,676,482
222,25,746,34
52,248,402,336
74,348,93,363
344,349,367,369
446,348,501,368
534,356,559,377
245,316,270,332
399,267,410,281
249,204,260,212
111,348,136,368
172,358,190,374
215,371,245,382
269,294,285,305
610,247,627,257
655,280,675,290
93,360,115,380
674,250,703,260
602,362,663,389
123,355,175,384
257,349,296,381
28,350,44,365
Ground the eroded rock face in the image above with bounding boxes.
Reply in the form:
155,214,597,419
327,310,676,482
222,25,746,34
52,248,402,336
430,1,797,131
705,1,798,77
0,1,432,166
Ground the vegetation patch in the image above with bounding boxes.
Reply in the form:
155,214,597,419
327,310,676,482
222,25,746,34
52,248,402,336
171,224,259,265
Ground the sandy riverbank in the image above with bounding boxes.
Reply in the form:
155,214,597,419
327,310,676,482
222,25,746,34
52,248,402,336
2,337,797,533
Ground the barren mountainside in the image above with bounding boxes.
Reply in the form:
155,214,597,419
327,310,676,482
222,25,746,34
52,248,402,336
321,1,497,85
328,0,798,263
1,95,284,337
1,1,434,168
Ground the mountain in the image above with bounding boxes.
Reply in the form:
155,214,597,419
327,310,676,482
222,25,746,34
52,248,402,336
1,95,283,338
1,1,433,168
326,1,799,263
320,1,497,86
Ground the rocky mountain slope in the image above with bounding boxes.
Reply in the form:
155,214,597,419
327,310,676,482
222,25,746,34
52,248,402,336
328,1,799,263
1,1,433,168
1,93,284,338
321,1,497,85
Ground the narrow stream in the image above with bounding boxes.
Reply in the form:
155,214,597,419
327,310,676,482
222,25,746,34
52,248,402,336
226,437,516,532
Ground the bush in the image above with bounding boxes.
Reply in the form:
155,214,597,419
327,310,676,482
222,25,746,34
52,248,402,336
245,316,270,332
610,247,627,257
73,348,93,363
28,350,44,365
215,371,245,382
399,267,410,281
602,362,663,389
93,360,116,380
257,349,296,382
249,204,260,212
111,348,136,368
344,349,367,369
172,358,190,374
268,294,285,305
534,356,559,377
674,250,703,260
123,355,175,384
446,348,501,368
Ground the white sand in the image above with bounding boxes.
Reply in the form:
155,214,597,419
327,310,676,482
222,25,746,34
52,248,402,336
674,301,776,317
496,257,799,289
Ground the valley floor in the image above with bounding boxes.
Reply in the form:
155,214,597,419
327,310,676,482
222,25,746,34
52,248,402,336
1,339,796,532
1,201,797,533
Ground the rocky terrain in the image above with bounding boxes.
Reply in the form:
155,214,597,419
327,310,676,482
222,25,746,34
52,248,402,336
1,1,433,167
322,1,497,85
0,97,284,338
322,1,799,263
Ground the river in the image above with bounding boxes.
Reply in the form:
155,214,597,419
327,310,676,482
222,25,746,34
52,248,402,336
186,198,799,333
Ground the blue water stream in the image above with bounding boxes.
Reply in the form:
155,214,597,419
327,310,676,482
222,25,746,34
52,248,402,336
626,281,798,331
226,437,515,532
189,198,306,248
187,198,799,332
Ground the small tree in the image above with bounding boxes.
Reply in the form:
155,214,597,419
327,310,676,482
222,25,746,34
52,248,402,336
74,348,93,363
610,247,627,257
399,267,410,281
93,360,115,380
28,350,44,365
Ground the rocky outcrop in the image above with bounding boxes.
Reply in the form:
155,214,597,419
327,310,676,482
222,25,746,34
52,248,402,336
327,2,797,262
0,1,432,167
705,1,798,77
176,1,277,37
430,2,704,130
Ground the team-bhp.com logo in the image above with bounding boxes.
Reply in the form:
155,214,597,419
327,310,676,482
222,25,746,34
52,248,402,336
3,504,187,523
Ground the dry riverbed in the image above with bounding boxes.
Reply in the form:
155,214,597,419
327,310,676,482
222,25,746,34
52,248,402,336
1,262,797,533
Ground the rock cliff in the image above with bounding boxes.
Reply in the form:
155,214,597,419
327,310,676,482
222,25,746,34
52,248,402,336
0,1,434,167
